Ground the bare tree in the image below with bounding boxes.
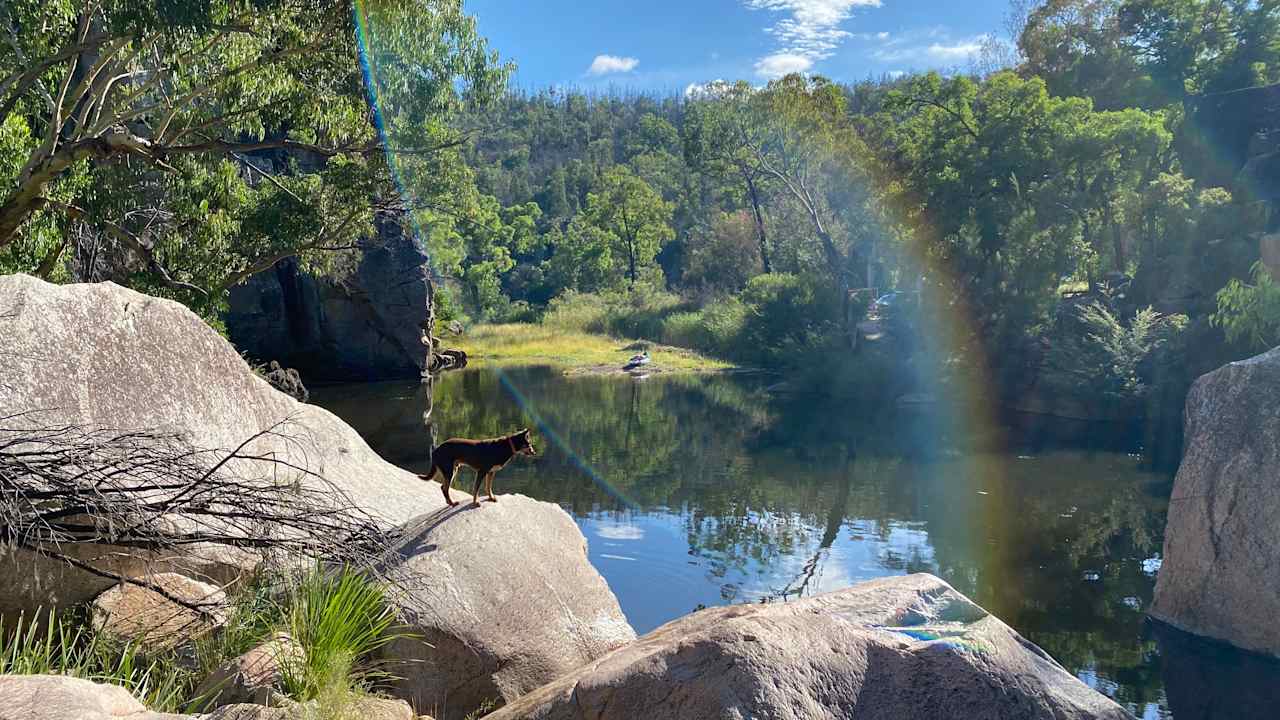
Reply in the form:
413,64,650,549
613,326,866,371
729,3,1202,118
0,412,398,617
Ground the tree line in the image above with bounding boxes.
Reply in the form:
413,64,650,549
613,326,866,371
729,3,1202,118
1,0,1277,400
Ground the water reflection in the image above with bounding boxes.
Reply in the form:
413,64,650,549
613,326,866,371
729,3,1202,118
314,367,1181,717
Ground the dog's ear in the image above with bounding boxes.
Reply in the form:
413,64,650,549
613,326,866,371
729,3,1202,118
520,427,530,436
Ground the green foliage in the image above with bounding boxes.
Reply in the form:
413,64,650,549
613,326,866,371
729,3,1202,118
0,0,509,315
0,567,402,715
880,70,1172,347
1046,302,1188,400
279,567,402,703
581,166,675,287
1212,262,1280,351
736,274,841,365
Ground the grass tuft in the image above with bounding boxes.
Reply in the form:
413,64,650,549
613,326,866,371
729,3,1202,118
279,567,402,705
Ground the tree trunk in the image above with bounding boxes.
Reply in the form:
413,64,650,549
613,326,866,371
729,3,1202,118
627,236,637,288
743,173,771,274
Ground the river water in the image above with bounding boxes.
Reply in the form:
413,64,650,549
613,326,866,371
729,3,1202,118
312,366,1280,720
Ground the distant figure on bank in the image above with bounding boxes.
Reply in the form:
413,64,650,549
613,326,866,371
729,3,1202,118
623,350,650,372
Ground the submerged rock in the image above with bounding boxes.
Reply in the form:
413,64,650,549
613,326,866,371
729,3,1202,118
1150,346,1280,657
485,574,1130,720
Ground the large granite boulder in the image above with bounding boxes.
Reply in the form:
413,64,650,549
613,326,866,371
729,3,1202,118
225,217,432,381
486,574,1130,720
0,273,436,615
0,675,187,720
0,275,633,716
1150,346,1280,657
382,496,636,720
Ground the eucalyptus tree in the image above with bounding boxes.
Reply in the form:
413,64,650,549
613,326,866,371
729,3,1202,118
582,165,674,288
0,0,507,311
879,71,1171,345
683,81,776,273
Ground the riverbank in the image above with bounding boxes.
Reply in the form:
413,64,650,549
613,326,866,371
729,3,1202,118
449,323,733,375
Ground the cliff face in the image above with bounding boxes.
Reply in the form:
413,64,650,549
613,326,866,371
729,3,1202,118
225,216,433,382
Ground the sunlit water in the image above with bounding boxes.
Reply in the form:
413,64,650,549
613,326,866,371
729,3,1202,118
313,366,1280,720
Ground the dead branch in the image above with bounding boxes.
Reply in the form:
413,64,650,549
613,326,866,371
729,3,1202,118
0,412,400,615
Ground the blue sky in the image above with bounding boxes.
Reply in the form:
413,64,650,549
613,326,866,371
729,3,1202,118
467,0,1010,93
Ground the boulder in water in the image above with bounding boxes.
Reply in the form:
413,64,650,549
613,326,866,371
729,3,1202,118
1150,346,1280,657
485,574,1131,720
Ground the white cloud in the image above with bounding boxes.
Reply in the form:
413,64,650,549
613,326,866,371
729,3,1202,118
871,33,987,65
876,31,890,41
754,52,814,78
925,38,985,61
744,0,882,77
587,54,640,76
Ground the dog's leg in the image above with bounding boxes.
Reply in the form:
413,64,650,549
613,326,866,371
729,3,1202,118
485,472,498,503
470,468,485,508
441,463,459,507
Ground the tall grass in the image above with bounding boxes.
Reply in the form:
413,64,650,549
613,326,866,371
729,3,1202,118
279,568,402,705
0,609,193,712
0,567,405,718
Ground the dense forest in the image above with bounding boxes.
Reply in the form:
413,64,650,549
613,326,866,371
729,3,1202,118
2,0,1279,428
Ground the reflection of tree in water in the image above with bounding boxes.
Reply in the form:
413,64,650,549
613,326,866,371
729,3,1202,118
319,369,1179,714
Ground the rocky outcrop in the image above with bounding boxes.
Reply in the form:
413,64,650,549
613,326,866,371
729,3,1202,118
1263,233,1280,279
225,217,432,381
0,273,437,615
1150,346,1280,657
92,573,229,655
382,497,637,720
486,574,1130,720
0,274,632,714
0,675,187,720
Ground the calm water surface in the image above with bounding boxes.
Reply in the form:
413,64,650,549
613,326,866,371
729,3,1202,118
313,366,1280,720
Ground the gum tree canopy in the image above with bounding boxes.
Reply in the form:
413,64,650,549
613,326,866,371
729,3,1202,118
0,0,507,310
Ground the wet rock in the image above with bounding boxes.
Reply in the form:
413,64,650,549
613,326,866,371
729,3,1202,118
1150,346,1280,657
485,574,1130,720
1153,620,1280,720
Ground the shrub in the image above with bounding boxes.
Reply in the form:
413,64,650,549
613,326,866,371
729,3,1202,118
1212,261,1280,352
736,273,840,366
1046,302,1188,400
543,290,609,332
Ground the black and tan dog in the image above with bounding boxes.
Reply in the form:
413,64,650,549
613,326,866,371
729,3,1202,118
419,429,538,507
